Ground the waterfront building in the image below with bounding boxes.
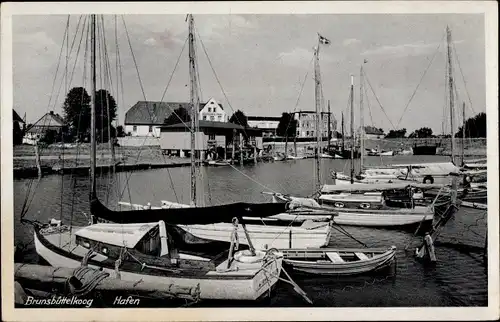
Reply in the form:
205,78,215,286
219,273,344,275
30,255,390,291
364,126,385,139
247,116,281,137
293,111,337,139
124,98,225,138
159,121,263,159
22,111,65,145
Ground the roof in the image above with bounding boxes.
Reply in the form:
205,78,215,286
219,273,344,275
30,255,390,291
161,120,245,130
125,100,223,125
26,111,65,133
293,111,331,115
75,222,158,247
13,109,24,123
247,116,281,122
364,126,384,135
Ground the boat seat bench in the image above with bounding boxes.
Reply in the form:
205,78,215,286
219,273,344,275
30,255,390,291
325,252,344,263
355,252,369,260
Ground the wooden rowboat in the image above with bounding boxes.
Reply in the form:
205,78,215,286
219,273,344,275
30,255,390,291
282,246,397,276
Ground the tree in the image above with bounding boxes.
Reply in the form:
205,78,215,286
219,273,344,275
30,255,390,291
95,89,118,143
63,87,118,142
385,128,407,138
409,127,434,138
13,121,23,145
63,87,91,141
164,107,191,125
276,112,297,137
229,110,248,127
116,125,126,137
455,112,486,138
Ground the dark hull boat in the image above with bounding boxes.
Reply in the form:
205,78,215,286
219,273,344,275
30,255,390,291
412,145,438,155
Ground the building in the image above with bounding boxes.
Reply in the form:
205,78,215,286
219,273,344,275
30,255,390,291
23,111,65,145
363,126,385,139
198,98,227,122
159,120,263,159
293,111,337,139
247,116,281,137
124,98,225,137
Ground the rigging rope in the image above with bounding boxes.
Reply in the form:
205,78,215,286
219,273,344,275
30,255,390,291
395,34,445,129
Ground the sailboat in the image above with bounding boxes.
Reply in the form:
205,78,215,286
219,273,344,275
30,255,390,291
266,53,446,229
333,27,486,204
113,15,333,249
32,14,288,301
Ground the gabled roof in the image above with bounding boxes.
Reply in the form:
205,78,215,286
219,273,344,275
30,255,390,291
26,111,65,133
125,100,223,125
13,109,24,123
364,126,384,135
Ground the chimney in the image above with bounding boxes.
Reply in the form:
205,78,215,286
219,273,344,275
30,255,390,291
49,111,54,115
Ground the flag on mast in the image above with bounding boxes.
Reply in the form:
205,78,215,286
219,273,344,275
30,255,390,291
318,33,331,45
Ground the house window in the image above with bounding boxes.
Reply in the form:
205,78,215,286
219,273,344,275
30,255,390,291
208,107,212,112
210,116,215,121
203,115,207,120
149,126,153,133
306,131,309,136
217,115,221,121
133,125,137,132
208,134,216,140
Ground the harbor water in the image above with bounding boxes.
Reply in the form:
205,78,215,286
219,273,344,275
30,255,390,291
13,155,488,307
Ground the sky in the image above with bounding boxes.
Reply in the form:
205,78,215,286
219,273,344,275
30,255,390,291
12,13,485,135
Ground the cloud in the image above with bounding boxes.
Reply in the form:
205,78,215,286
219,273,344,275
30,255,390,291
342,38,361,47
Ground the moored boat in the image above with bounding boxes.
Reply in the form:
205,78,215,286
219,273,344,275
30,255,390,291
34,220,283,301
282,246,397,275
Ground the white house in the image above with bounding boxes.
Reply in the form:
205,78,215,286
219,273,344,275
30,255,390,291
124,98,225,137
23,111,65,145
198,98,227,122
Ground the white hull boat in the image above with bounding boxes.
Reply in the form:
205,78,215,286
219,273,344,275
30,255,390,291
34,222,283,301
282,246,397,275
180,223,331,250
119,201,332,249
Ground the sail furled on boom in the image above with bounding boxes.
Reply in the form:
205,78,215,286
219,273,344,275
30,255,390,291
90,197,292,224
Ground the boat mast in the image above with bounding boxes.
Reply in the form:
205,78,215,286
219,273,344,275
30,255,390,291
314,41,322,190
188,14,198,206
327,100,331,152
350,75,355,184
359,64,364,174
90,14,97,200
461,101,466,166
341,112,345,150
446,26,458,203
446,26,456,165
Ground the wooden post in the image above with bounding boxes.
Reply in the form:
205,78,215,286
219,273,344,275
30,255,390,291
289,230,292,248
253,146,257,163
34,143,42,178
239,133,244,166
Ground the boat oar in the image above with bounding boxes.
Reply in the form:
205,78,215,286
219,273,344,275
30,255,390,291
281,267,313,305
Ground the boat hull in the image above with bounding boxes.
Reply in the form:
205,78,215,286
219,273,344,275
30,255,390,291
332,211,433,227
34,230,282,301
179,223,331,249
282,247,396,275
